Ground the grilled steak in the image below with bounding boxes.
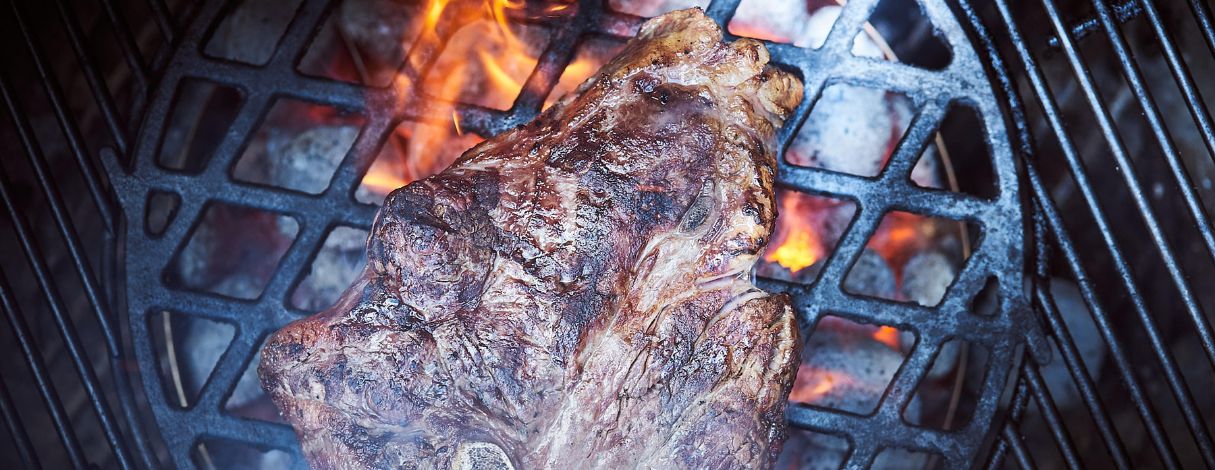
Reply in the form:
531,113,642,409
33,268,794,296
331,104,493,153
259,8,804,469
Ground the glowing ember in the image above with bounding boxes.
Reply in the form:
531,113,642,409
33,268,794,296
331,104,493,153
765,230,821,273
761,191,853,275
867,211,940,276
872,326,900,351
789,365,851,403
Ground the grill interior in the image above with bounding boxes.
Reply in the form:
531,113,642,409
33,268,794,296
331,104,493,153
0,0,1212,469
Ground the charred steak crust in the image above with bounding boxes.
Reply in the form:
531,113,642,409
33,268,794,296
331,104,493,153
260,8,804,469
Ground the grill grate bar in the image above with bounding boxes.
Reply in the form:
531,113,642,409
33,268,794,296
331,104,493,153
50,0,131,154
987,380,1032,470
0,271,86,469
94,0,1031,466
1023,361,1083,469
1138,0,1215,166
98,0,150,91
1088,0,1215,373
1187,0,1215,57
1001,421,1037,470
956,1,1149,465
1031,278,1131,468
1023,148,1180,467
0,74,139,470
8,0,116,233
0,375,40,468
988,0,1209,465
144,0,176,45
3,22,164,462
1041,0,1215,461
1045,0,1140,48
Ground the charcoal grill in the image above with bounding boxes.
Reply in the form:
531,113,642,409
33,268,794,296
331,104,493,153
0,0,1213,468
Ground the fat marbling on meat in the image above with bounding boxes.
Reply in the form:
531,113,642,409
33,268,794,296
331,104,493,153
260,8,804,469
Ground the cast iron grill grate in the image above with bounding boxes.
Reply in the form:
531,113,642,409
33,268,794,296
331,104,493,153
0,0,1211,468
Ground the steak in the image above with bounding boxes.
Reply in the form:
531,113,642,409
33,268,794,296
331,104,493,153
259,8,804,469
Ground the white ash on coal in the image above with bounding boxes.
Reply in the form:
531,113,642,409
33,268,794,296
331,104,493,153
232,99,363,194
845,249,898,299
902,250,956,307
774,429,850,470
171,203,298,300
290,226,370,312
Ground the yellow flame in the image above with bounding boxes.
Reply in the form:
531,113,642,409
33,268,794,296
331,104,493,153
764,231,822,273
425,0,452,31
477,48,533,99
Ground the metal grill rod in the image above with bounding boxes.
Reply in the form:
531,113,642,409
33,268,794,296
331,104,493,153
1089,0,1215,372
1022,360,1082,469
0,376,40,468
1045,0,1140,48
0,74,137,470
1030,278,1129,468
1137,0,1215,166
99,0,149,91
1002,422,1036,470
986,380,1031,470
1042,0,1215,463
956,1,1149,465
0,272,86,469
9,0,115,232
1024,145,1180,468
144,0,176,45
52,0,130,154
986,0,1215,465
9,1,168,465
1188,0,1215,58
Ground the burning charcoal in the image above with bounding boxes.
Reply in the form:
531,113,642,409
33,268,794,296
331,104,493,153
844,248,897,299
901,250,955,307
732,3,942,189
729,3,843,50
782,317,923,466
260,10,804,468
174,206,298,300
789,82,916,178
793,325,907,414
925,339,961,380
182,329,270,423
205,0,305,65
775,429,850,470
290,226,369,311
268,126,360,193
337,0,425,73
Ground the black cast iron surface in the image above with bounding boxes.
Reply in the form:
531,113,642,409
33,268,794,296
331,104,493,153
6,0,1215,468
100,0,1035,467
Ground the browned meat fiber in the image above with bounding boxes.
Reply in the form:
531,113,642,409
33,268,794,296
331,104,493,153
260,8,804,469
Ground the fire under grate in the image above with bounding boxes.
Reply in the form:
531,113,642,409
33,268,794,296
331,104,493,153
103,0,1036,467
6,0,1214,468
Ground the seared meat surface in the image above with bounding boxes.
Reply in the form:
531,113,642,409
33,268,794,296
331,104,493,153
259,8,803,469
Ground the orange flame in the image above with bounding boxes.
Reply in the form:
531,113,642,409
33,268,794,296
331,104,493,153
868,211,938,276
789,365,853,404
360,0,590,199
871,326,900,351
763,191,838,273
